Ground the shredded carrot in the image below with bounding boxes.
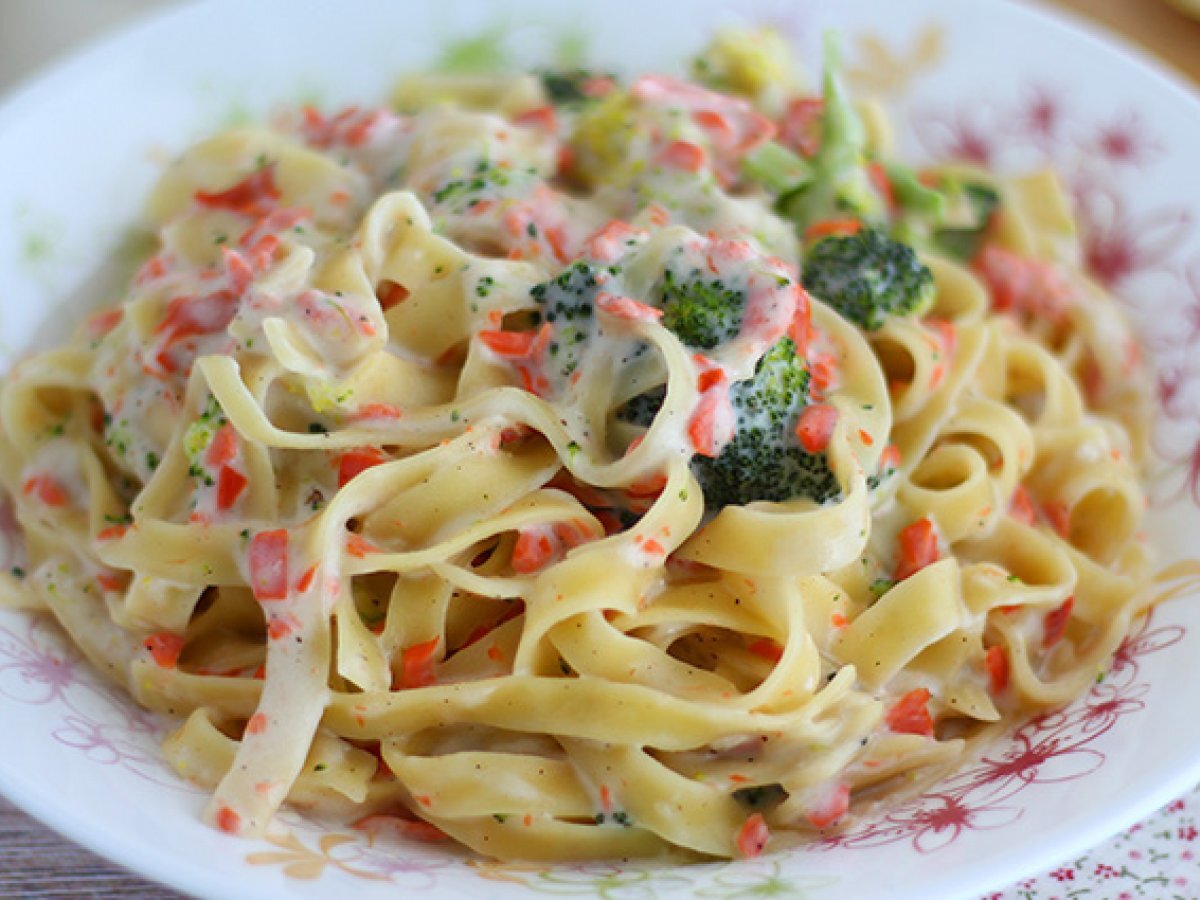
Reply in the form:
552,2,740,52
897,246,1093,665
249,529,289,601
830,612,849,629
1043,501,1072,539
747,638,784,663
894,517,939,581
804,218,862,242
736,813,770,858
885,688,934,736
1009,485,1037,525
245,713,268,735
805,783,851,828
513,105,558,132
595,292,663,322
351,403,404,422
880,443,902,472
22,475,68,507
399,637,440,689
795,404,838,454
346,533,380,558
511,529,557,574
985,645,1009,694
858,428,875,447
96,524,129,541
195,165,281,217
216,465,248,510
296,564,318,593
143,632,185,668
338,447,387,488
215,806,242,834
96,571,128,592
655,140,707,173
866,162,896,210
1043,596,1075,648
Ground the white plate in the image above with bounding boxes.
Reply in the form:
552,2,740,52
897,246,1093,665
2,1,1199,897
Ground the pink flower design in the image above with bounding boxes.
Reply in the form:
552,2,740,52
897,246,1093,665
0,619,78,705
1094,862,1119,879
1015,84,1067,144
913,104,999,165
1072,181,1192,286
823,792,1022,853
1179,825,1197,841
1089,111,1164,168
1050,866,1075,881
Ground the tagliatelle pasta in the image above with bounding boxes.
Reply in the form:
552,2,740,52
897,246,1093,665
0,30,1154,861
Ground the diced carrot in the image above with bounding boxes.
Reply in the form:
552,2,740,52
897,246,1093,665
627,472,668,498
512,529,557,574
245,713,268,735
583,220,644,262
973,244,1074,323
216,466,248,510
351,403,404,422
346,533,380,558
788,286,813,356
86,308,124,340
858,429,875,447
143,632,185,669
338,447,387,488
1043,596,1074,648
655,140,707,173
1009,484,1037,525
95,572,128,594
513,105,558,132
747,638,784,663
249,529,289,601
195,165,281,217
804,218,862,242
96,524,129,542
736,813,770,858
399,637,440,689
352,814,448,843
215,806,242,834
805,783,851,828
687,390,731,458
795,404,838,454
595,292,663,323
378,280,410,311
780,97,824,157
1043,501,1071,539
693,108,732,138
880,443,902,471
22,475,68,507
985,645,1009,694
894,517,939,581
544,224,570,264
866,161,896,210
296,564,318,593
206,423,239,467
478,329,540,357
885,688,934,736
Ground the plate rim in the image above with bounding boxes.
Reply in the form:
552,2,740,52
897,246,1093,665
0,1,1199,897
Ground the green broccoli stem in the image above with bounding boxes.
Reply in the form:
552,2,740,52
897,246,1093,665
741,141,814,195
882,161,945,217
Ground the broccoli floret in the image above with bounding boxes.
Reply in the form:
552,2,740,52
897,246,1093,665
657,267,745,349
692,338,839,510
539,69,614,106
801,228,935,331
777,34,885,230
618,386,666,427
529,261,601,380
690,27,800,106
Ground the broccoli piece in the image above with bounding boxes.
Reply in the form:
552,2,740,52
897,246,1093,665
692,338,839,510
777,34,885,230
689,27,800,104
529,261,601,380
801,228,935,331
539,69,614,106
657,266,745,349
430,159,537,214
933,181,999,260
617,386,666,427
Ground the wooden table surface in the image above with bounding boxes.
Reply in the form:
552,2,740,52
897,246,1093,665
2,2,1199,898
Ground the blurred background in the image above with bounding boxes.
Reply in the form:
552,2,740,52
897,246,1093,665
0,0,1198,94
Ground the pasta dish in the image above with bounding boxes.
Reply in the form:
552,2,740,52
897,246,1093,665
0,30,1154,860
